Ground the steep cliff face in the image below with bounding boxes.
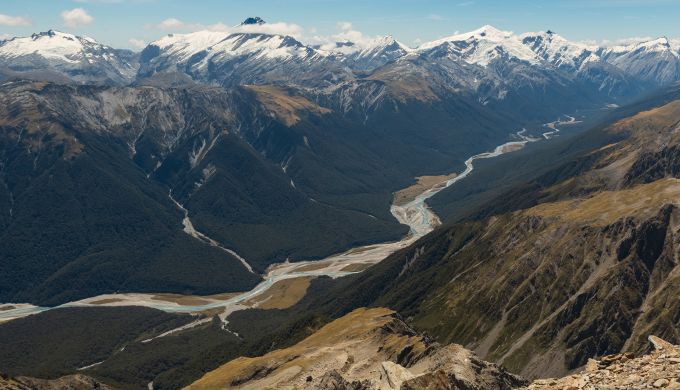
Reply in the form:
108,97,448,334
368,184,680,378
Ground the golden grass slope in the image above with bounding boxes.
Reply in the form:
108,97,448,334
185,307,427,390
393,175,456,206
0,83,84,158
246,85,331,127
526,177,680,226
610,99,680,140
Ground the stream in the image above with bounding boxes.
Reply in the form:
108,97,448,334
0,130,540,323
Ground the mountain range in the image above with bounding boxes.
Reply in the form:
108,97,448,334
2,21,680,97
2,20,679,141
2,18,680,305
2,16,680,390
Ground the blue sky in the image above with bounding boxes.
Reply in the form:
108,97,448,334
1,0,680,49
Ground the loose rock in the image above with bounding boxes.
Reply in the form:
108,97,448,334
522,336,680,390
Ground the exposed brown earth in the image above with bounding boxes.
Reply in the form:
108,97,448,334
243,277,314,310
186,307,526,390
89,298,123,305
245,85,331,126
150,294,214,306
291,262,329,272
393,174,457,206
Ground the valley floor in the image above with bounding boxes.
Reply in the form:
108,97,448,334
0,128,541,326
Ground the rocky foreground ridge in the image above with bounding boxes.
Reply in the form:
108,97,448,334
0,373,111,390
186,309,680,390
186,307,527,389
523,336,680,390
1,309,678,389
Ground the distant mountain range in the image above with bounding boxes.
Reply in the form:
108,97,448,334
2,20,679,97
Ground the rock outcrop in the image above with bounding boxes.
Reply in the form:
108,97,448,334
523,336,680,389
0,374,111,390
186,307,527,389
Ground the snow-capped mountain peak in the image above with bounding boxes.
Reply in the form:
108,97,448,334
208,33,315,61
146,15,312,66
457,24,512,40
137,24,339,86
520,30,599,69
345,35,413,71
0,30,137,84
418,25,540,67
144,30,314,67
2,22,680,93
419,25,512,49
149,30,228,62
628,37,679,57
354,35,412,55
604,36,679,55
315,35,413,71
0,30,104,63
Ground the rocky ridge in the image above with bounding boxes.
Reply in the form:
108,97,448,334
0,373,111,390
2,20,680,114
186,307,526,390
523,336,680,390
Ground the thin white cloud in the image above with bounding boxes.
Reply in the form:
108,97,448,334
0,33,11,41
231,22,303,37
612,36,654,45
331,21,366,43
308,21,392,53
153,18,303,38
581,36,655,47
337,21,353,31
61,8,94,27
157,18,189,30
128,38,146,49
0,14,32,26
